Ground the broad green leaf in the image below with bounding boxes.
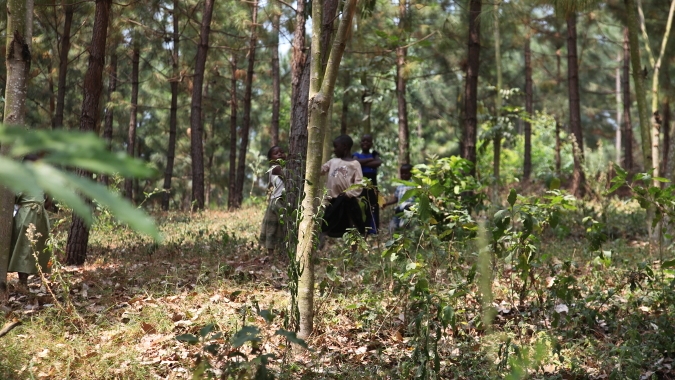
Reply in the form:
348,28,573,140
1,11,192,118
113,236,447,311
231,325,261,348
549,177,561,190
58,169,160,241
662,259,675,269
275,329,309,349
199,324,215,338
507,189,517,207
175,334,199,344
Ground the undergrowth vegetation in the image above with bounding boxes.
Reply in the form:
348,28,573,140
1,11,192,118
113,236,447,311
1,159,675,379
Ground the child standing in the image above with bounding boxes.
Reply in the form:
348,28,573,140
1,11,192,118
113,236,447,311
383,164,415,232
320,135,366,238
9,154,51,287
259,146,287,255
352,134,382,235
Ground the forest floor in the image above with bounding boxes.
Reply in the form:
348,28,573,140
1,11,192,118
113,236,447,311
0,202,674,379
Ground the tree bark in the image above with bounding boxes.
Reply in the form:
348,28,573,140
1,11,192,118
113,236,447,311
492,0,502,201
523,31,533,181
228,56,238,210
162,0,180,210
625,0,652,173
233,0,259,208
65,0,112,266
340,71,349,135
189,0,215,211
296,0,358,340
270,2,281,146
566,14,585,198
53,4,73,129
622,27,634,172
396,0,409,165
360,73,372,134
1,0,35,294
555,119,561,175
124,42,140,202
462,0,482,176
101,52,117,186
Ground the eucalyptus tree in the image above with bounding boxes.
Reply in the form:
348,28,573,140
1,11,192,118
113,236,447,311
65,0,113,266
189,0,215,210
2,0,35,294
294,0,358,340
463,0,482,175
397,0,410,165
124,37,140,201
636,0,675,179
161,0,181,210
621,28,634,171
624,0,652,174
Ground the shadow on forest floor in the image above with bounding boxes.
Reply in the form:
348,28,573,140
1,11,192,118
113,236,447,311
0,207,674,379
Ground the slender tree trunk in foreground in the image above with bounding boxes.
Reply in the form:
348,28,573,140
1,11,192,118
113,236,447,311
567,14,585,197
53,4,74,129
234,0,259,208
396,0,410,165
622,28,634,172
523,31,533,182
228,57,238,210
492,0,502,201
1,0,35,294
625,0,652,172
555,120,562,176
125,42,140,202
65,0,112,266
270,2,281,146
615,60,622,166
296,0,358,340
190,0,215,211
162,0,180,210
463,0,482,176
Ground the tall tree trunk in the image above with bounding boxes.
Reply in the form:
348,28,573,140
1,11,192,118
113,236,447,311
360,73,372,134
555,119,561,175
615,58,622,165
233,0,258,208
523,30,533,182
101,52,117,186
124,42,140,202
189,0,214,211
340,71,349,135
492,0,502,201
53,4,73,129
462,0,482,176
65,0,112,266
1,0,35,294
296,0,358,339
567,14,585,197
162,0,180,210
625,0,652,173
286,0,309,231
270,2,280,146
662,95,670,177
622,28,634,171
396,0,410,165
228,56,238,210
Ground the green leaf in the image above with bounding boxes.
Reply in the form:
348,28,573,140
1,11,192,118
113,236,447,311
549,177,561,190
507,189,517,207
232,326,261,348
275,329,309,349
257,309,275,324
199,324,215,338
176,334,199,344
57,168,160,241
662,259,675,269
326,265,337,281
